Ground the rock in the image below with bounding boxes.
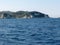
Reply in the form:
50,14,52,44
30,11,49,18
0,11,49,19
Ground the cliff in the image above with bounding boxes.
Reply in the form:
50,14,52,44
0,11,49,19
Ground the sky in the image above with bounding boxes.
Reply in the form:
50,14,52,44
0,0,60,18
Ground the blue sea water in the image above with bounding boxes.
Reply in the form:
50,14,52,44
0,18,60,45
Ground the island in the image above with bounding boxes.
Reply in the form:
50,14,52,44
0,11,49,19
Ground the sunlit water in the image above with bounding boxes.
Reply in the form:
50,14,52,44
0,18,60,45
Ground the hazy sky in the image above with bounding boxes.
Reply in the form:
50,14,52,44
0,0,60,17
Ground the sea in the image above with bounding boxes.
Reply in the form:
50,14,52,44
0,18,60,45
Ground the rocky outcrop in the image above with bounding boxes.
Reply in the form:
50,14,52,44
0,11,14,18
29,11,49,18
0,11,49,19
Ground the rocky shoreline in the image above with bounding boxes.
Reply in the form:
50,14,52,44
0,11,49,19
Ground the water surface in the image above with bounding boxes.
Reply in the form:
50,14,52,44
0,18,60,45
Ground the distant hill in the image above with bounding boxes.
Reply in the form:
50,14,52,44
0,11,49,19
